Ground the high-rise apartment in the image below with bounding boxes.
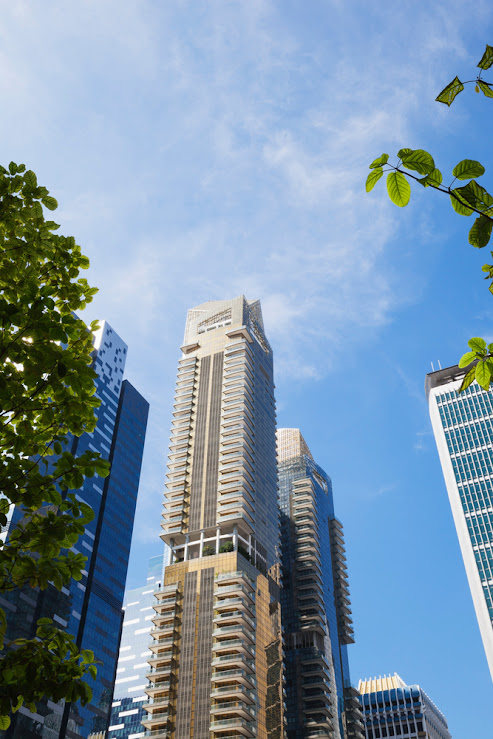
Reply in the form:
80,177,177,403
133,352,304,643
277,429,363,739
143,297,284,739
108,555,166,739
358,674,451,739
1,321,149,738
426,365,493,679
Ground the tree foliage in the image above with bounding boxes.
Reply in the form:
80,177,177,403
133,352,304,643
0,162,110,725
366,44,493,391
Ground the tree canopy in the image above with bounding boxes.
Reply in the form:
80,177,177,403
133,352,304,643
0,162,109,727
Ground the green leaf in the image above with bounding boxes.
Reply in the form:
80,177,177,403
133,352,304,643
457,179,493,209
8,162,17,175
469,215,493,249
476,360,491,390
386,172,411,207
436,76,464,106
468,337,487,353
0,716,10,730
31,202,43,219
369,154,389,169
24,170,37,189
459,365,476,393
458,351,477,368
477,79,493,98
453,159,485,180
400,149,435,175
478,44,493,70
41,196,58,211
397,148,413,159
418,168,443,188
366,168,383,192
450,190,474,216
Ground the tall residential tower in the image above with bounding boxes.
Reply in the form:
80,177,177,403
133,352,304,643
1,321,149,738
277,429,363,739
426,365,493,679
143,297,284,739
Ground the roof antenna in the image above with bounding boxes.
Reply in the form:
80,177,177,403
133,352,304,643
431,361,435,372
438,359,442,369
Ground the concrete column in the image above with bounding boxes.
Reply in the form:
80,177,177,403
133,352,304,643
199,530,205,557
216,527,221,554
248,533,253,556
184,535,189,562
233,524,239,551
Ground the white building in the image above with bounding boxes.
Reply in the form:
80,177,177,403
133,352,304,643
426,364,493,680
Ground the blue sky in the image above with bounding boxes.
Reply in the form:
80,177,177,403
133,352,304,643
2,1,493,735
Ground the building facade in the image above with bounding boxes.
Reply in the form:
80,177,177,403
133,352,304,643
358,674,450,739
143,297,284,739
426,365,493,679
277,429,363,739
1,321,149,738
108,555,167,739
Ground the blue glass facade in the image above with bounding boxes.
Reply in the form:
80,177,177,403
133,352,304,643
108,555,166,739
0,322,149,739
277,429,363,739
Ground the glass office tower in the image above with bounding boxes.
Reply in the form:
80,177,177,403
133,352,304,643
426,365,493,679
1,321,149,738
143,297,284,739
108,555,166,739
277,429,363,739
357,674,451,739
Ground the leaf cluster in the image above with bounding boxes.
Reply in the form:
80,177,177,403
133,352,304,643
435,45,493,105
0,162,109,723
0,619,98,728
365,44,493,394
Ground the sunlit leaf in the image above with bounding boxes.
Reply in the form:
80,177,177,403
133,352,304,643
477,79,493,98
459,365,476,392
418,168,443,188
369,154,389,169
436,76,464,106
458,351,477,368
366,168,383,192
386,171,411,207
453,159,485,180
469,215,493,248
468,337,487,352
476,360,491,390
397,148,413,159
477,44,493,70
450,190,473,216
400,149,435,175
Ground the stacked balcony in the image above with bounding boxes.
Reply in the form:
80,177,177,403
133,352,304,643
328,518,354,645
162,359,197,546
143,583,180,739
344,686,365,739
210,572,257,739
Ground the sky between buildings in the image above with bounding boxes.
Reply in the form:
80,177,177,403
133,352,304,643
2,1,493,736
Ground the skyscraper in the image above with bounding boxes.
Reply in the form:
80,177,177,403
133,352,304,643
277,428,363,739
426,365,493,679
357,674,451,739
108,554,166,739
1,321,149,738
143,297,284,739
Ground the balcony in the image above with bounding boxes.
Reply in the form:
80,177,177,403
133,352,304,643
214,610,255,630
211,702,256,720
215,597,255,618
211,668,256,689
210,717,256,737
152,609,178,627
142,695,171,713
213,638,254,657
215,583,254,601
145,680,172,698
148,649,175,667
141,712,172,729
211,686,256,704
147,664,174,682
212,653,254,672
